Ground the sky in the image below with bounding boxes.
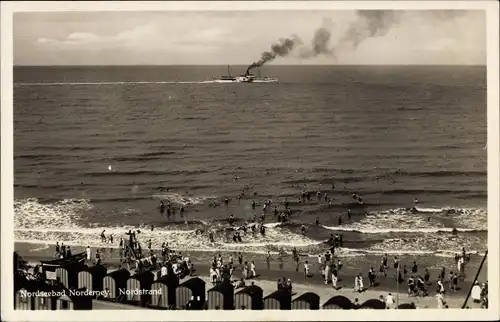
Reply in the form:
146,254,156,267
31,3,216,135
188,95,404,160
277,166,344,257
13,10,486,66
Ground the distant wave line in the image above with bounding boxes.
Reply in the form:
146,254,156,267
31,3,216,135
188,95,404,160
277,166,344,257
344,248,486,257
15,80,236,86
321,225,487,234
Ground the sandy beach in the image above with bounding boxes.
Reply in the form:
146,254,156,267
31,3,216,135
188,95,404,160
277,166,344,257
15,241,487,309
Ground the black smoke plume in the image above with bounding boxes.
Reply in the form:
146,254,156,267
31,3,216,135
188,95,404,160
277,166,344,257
312,27,334,55
299,26,335,59
335,10,466,51
246,10,466,70
337,10,401,50
246,35,301,74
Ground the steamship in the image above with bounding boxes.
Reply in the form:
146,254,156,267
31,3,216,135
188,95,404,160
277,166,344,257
213,65,277,83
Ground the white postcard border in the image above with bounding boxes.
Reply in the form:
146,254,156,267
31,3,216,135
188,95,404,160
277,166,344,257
1,1,499,321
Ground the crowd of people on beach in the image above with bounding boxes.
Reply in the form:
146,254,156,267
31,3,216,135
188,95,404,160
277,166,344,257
43,182,489,310
209,252,258,285
49,227,488,310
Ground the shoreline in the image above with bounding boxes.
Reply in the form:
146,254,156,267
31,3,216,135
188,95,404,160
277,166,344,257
13,224,488,257
14,241,488,309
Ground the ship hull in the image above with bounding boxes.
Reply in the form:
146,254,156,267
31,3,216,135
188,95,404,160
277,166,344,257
213,79,237,83
212,66,277,83
253,78,278,83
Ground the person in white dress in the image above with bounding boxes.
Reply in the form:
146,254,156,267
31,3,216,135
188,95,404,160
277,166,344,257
385,293,394,309
437,279,445,294
172,262,179,275
209,267,217,284
161,265,168,277
86,246,91,261
471,281,482,303
436,292,445,309
250,261,257,278
215,267,221,282
331,267,338,289
458,256,466,277
324,263,331,284
358,275,364,292
354,274,360,292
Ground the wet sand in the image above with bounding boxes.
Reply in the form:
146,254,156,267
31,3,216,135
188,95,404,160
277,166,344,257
15,242,487,309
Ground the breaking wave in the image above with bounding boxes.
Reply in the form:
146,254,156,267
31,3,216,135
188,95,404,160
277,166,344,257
14,198,91,230
323,206,487,233
13,198,487,257
365,235,487,257
151,192,214,206
322,226,486,234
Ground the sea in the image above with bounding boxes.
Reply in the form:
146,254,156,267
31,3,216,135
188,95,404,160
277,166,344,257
13,65,488,259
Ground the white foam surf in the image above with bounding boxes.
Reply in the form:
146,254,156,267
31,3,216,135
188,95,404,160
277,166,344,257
365,235,487,257
14,198,319,253
14,226,320,254
412,207,444,213
151,192,214,206
14,80,245,86
13,198,487,257
14,198,91,229
322,226,485,234
322,207,487,234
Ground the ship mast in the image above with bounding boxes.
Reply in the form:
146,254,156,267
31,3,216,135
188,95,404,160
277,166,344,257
227,65,232,77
